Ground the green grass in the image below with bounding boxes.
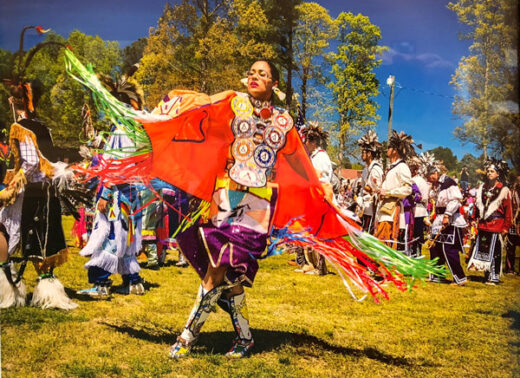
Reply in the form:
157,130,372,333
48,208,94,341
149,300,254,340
1,216,519,377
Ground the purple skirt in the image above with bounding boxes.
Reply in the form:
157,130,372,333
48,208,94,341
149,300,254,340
177,181,278,286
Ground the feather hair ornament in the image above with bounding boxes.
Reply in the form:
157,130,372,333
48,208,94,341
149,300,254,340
388,130,420,158
357,130,382,158
417,151,440,176
484,157,509,182
273,87,286,101
301,121,329,148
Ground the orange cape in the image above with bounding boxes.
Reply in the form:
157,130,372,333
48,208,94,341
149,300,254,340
139,90,357,239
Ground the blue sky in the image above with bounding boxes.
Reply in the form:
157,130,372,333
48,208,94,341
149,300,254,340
0,0,478,158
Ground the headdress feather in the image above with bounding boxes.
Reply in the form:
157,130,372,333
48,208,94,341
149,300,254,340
301,121,329,148
484,157,509,182
357,130,382,158
388,130,419,158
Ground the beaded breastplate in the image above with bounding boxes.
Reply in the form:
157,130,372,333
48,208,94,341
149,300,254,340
229,94,293,187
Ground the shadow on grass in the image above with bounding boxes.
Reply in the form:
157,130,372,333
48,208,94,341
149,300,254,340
160,260,191,268
63,280,161,302
1,306,88,329
143,281,161,290
102,321,176,344
64,287,112,302
502,310,520,331
101,322,436,367
466,274,484,283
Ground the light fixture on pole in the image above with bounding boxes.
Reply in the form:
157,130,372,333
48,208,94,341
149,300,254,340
387,74,395,142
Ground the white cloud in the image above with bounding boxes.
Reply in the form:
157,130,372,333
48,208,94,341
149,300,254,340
381,48,455,69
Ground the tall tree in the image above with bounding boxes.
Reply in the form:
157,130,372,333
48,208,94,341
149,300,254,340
0,48,15,134
428,146,458,172
293,2,336,119
137,0,275,107
229,0,275,69
25,31,122,147
264,0,302,109
328,12,386,161
449,0,519,170
458,152,483,186
122,37,148,72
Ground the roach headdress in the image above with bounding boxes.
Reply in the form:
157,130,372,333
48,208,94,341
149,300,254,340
388,130,420,158
97,63,143,110
484,157,509,183
357,130,382,158
301,121,329,149
417,152,441,176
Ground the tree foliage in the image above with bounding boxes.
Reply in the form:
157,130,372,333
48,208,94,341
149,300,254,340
0,48,15,136
136,0,275,107
448,0,519,170
36,31,121,147
457,152,484,186
293,2,336,119
328,12,386,160
263,0,302,108
428,146,458,172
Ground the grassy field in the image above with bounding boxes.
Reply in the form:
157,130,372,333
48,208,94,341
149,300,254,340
1,216,519,377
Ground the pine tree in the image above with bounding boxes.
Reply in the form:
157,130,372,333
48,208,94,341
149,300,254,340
264,0,302,108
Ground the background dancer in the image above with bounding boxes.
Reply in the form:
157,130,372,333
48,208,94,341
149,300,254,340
77,67,145,297
467,159,512,285
299,122,333,276
0,63,76,309
409,154,432,258
374,131,414,248
426,156,467,286
505,175,520,274
356,130,383,234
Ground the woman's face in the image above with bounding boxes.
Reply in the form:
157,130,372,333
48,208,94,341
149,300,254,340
247,61,278,101
487,168,499,181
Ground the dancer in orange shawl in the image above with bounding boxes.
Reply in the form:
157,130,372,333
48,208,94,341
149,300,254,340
65,49,447,358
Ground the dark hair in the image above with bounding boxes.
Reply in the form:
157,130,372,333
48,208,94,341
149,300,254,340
301,123,329,149
364,148,381,160
30,79,44,108
6,79,44,116
254,58,280,83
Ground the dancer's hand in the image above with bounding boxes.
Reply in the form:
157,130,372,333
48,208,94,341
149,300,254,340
97,198,108,213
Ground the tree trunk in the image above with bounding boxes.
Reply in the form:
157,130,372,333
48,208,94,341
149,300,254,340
301,73,307,119
286,23,294,109
483,35,490,161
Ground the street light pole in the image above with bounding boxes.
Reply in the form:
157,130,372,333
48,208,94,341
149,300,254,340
387,74,395,142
